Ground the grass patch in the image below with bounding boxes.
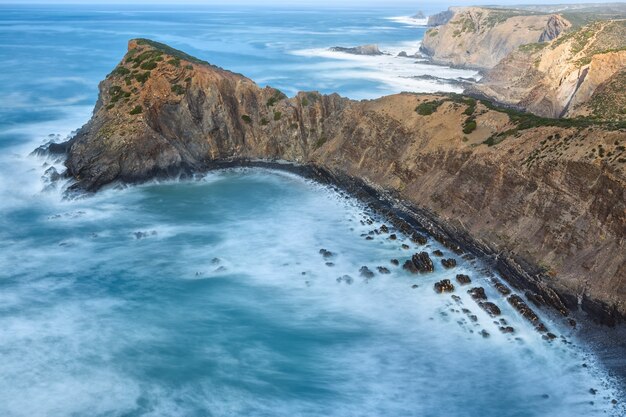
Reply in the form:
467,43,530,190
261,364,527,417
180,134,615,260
241,114,252,124
260,117,269,126
273,111,282,121
129,105,143,115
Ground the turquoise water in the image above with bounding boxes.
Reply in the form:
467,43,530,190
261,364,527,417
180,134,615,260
0,5,623,417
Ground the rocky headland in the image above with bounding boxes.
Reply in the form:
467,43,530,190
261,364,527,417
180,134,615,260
420,7,571,69
47,39,626,333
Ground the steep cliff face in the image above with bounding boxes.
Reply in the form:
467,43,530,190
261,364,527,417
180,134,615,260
470,20,626,119
62,39,626,323
420,7,570,69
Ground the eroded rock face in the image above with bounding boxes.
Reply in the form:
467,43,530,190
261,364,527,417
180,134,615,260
470,20,626,120
57,39,626,323
421,7,570,69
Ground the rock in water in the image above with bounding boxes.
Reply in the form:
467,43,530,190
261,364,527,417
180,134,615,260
411,252,435,273
329,44,383,55
434,279,455,293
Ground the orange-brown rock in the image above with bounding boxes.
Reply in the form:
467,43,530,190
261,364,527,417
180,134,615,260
60,39,626,324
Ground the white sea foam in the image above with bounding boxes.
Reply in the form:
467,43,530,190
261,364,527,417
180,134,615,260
290,42,479,98
386,15,429,27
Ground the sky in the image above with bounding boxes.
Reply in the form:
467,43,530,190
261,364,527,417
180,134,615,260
0,0,622,5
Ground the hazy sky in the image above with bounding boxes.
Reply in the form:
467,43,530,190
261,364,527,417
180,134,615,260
0,0,622,5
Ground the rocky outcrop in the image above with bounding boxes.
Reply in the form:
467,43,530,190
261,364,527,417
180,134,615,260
329,44,383,55
470,20,626,119
427,9,454,27
55,39,626,324
420,7,570,69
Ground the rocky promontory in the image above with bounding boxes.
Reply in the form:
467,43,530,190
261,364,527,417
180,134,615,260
54,39,625,325
420,7,570,69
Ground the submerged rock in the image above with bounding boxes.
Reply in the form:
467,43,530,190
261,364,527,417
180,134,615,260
432,249,444,257
319,248,334,258
390,259,399,266
479,301,501,317
330,44,383,55
377,266,391,274
359,266,375,278
456,274,471,285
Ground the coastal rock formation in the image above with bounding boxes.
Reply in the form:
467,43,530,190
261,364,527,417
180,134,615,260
427,9,454,27
55,39,626,323
469,20,626,119
420,7,570,69
329,44,383,55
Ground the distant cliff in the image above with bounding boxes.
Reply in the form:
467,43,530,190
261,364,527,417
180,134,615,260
421,7,570,69
469,20,626,119
58,39,625,325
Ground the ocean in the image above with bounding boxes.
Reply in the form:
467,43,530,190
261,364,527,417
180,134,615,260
0,4,622,416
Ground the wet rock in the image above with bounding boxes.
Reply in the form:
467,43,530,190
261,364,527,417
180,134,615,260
403,259,418,273
493,279,511,296
319,248,334,258
359,266,375,278
410,233,427,245
451,295,461,302
468,287,487,301
508,294,540,324
456,274,471,285
525,291,546,307
377,266,390,274
499,326,515,334
567,318,577,328
379,224,389,233
535,323,548,333
389,233,397,240
211,257,221,265
479,301,501,317
469,314,478,322
542,332,557,341
434,279,455,293
337,275,354,284
441,258,457,268
411,252,434,273
325,262,334,267
401,244,410,249
432,249,444,257
390,259,399,266
365,236,374,240
480,329,490,338
398,51,408,57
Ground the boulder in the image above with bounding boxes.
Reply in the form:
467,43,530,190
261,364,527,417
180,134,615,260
411,252,435,273
456,274,471,285
441,258,457,268
468,287,487,301
360,266,375,278
434,279,455,293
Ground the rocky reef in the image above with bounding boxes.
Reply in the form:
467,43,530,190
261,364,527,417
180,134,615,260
52,39,625,325
420,7,570,69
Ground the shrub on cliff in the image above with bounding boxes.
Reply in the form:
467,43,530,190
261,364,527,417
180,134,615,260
129,105,143,115
415,100,443,116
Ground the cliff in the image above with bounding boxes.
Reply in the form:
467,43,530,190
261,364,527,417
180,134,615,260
469,20,626,119
59,39,626,325
420,7,570,69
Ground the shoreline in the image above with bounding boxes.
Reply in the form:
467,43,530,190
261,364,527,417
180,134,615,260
161,157,626,389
